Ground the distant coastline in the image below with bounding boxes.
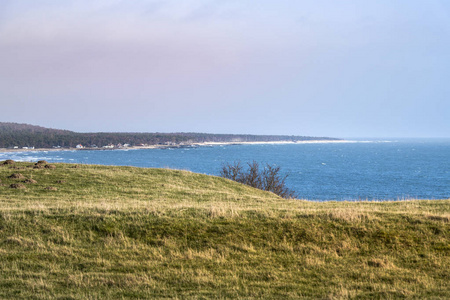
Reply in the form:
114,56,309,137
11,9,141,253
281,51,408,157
0,122,343,152
0,139,355,153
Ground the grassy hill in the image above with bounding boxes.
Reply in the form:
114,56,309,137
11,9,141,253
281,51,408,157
0,161,449,299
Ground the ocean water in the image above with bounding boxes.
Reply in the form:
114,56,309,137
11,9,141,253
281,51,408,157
1,139,449,201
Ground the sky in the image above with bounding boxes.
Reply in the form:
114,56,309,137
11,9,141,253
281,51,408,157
0,0,449,138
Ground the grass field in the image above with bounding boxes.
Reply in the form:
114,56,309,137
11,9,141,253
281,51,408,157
0,161,449,299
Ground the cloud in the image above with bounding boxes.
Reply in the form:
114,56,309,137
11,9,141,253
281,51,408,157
0,1,254,90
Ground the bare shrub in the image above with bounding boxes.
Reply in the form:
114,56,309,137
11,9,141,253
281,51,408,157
220,161,296,199
220,161,243,182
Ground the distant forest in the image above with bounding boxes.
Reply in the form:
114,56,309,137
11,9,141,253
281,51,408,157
0,122,339,148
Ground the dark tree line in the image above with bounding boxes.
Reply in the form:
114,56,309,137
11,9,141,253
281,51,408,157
220,161,296,199
0,132,192,148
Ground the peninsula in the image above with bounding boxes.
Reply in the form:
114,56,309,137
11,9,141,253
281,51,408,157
0,122,340,151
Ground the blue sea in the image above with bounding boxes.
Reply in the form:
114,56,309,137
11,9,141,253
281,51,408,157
1,139,449,201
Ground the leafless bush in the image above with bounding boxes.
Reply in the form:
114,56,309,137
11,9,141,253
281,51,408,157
220,161,296,199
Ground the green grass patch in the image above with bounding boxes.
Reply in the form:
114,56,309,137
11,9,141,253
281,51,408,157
0,162,449,299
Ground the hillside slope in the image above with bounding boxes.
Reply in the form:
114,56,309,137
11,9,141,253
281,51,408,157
0,122,73,134
0,162,449,299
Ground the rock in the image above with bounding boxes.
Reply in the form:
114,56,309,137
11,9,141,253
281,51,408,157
45,164,56,169
10,183,26,189
23,179,38,184
45,186,58,191
8,173,25,179
2,159,15,165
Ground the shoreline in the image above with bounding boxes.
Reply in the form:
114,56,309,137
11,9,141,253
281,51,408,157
0,139,355,154
193,140,356,146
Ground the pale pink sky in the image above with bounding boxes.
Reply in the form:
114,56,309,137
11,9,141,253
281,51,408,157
1,0,449,137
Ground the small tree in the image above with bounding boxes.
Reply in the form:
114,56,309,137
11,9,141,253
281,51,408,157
220,161,296,199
